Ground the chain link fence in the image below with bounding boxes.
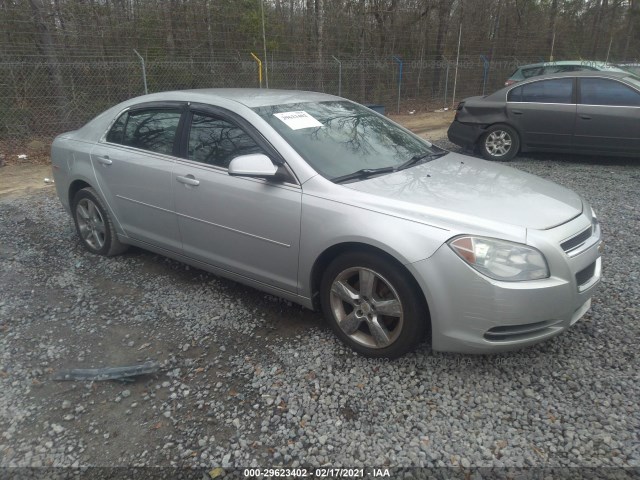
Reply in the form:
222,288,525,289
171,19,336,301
0,55,531,155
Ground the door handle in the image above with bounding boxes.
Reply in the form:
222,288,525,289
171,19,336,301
176,175,200,186
97,155,112,166
580,115,592,120
511,110,523,115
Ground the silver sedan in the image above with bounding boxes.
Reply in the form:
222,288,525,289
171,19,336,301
51,89,603,358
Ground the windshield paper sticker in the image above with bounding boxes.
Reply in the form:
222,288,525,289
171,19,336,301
274,111,323,130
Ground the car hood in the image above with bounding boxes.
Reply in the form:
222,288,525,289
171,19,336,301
343,152,583,231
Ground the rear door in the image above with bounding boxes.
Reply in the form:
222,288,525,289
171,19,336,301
172,106,302,293
506,77,576,149
574,77,640,153
90,103,185,252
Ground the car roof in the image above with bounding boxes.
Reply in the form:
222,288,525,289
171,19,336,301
508,70,631,83
516,60,623,69
129,88,342,108
541,70,629,78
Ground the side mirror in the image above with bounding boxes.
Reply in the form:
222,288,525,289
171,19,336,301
228,154,278,178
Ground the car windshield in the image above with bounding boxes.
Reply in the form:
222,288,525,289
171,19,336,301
252,101,440,181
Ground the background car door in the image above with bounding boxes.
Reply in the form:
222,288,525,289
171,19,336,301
90,106,184,252
574,77,640,153
506,78,576,149
173,109,302,293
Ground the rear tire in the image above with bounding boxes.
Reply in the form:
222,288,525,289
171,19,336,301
72,187,128,257
479,124,520,161
320,251,427,358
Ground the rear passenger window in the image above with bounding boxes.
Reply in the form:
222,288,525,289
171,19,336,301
579,78,640,106
512,78,573,103
122,109,182,155
106,113,126,144
507,86,523,102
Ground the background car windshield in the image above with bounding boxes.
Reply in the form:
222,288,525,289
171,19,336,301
253,101,436,180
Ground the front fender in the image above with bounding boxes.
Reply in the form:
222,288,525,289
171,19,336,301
297,193,452,297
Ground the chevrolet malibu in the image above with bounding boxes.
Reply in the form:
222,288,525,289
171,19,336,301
51,89,603,358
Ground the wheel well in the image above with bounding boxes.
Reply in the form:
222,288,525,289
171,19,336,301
310,242,431,337
68,180,92,207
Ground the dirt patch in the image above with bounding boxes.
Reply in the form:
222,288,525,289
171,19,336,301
0,164,55,200
390,110,455,141
0,137,53,167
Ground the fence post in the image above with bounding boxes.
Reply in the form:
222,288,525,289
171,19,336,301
250,53,263,88
451,24,462,109
392,55,403,114
133,49,148,95
260,0,268,88
332,55,342,97
444,61,450,108
480,54,489,95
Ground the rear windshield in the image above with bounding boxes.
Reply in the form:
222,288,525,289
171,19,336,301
522,67,544,78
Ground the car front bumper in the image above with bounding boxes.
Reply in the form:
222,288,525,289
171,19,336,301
407,216,602,354
447,120,485,150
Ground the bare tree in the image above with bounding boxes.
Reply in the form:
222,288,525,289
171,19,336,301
27,0,68,125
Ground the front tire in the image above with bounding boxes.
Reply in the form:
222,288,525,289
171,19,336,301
72,187,128,256
479,124,520,161
320,251,427,358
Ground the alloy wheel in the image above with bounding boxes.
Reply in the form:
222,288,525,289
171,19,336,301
76,198,106,250
485,130,512,157
329,267,404,349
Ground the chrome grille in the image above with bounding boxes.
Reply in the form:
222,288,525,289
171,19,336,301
561,226,592,253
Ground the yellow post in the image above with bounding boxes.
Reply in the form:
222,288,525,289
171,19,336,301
250,53,263,88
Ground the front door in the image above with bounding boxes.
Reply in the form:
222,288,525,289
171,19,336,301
574,77,640,153
173,109,302,293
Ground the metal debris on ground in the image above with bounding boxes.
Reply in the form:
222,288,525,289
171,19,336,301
52,361,160,382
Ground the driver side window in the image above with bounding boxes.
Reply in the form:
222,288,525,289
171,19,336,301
187,113,263,168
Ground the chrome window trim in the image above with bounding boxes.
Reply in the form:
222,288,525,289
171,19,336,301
172,156,301,191
577,104,640,108
507,101,577,106
96,141,178,164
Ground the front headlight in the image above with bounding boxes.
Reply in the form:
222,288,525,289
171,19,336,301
448,236,549,282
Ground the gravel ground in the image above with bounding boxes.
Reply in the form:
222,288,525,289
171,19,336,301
0,144,639,474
